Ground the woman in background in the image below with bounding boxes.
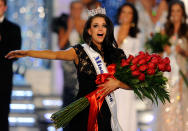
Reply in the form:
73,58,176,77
58,1,85,48
58,0,86,108
135,0,169,40
113,2,143,131
114,2,144,55
53,2,86,130
155,1,188,130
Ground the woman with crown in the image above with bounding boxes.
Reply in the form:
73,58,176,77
5,7,132,131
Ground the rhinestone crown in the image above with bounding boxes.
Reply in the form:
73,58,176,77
87,7,106,17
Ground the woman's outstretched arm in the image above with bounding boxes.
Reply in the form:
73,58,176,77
5,47,78,62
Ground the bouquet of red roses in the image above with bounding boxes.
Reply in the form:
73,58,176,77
51,51,171,129
114,51,171,103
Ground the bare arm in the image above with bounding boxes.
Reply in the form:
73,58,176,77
5,47,78,63
151,0,167,24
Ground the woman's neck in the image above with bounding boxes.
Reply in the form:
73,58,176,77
174,22,181,34
92,41,102,51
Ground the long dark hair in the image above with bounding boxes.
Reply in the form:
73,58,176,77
165,0,188,38
83,14,125,64
116,2,140,37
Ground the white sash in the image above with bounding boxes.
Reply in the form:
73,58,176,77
82,44,122,131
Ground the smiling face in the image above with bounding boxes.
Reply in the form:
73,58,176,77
88,16,107,45
171,3,183,23
119,5,133,25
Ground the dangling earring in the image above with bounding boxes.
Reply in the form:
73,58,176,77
131,22,135,27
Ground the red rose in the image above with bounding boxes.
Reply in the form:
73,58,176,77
139,65,148,71
138,59,147,65
158,63,166,71
157,56,162,62
126,55,134,63
137,54,145,60
151,57,158,64
132,70,141,76
162,57,170,64
127,55,134,61
146,55,152,62
148,62,156,69
107,64,116,75
145,52,149,56
165,64,171,72
147,69,155,75
130,65,137,71
121,59,129,67
138,73,145,81
132,57,139,64
139,51,145,55
151,54,160,58
126,59,131,63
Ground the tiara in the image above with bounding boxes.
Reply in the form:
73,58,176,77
87,7,106,17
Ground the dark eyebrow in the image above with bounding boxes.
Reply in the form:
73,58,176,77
92,22,106,25
92,23,99,25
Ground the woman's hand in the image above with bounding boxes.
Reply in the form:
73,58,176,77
97,78,130,98
5,50,27,59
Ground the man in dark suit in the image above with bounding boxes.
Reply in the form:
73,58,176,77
0,0,21,130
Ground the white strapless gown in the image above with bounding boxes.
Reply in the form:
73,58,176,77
114,25,145,131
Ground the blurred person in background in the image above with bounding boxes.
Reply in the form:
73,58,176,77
53,0,85,131
114,2,144,54
135,0,170,41
154,1,188,131
126,0,135,4
81,0,101,9
52,2,85,131
0,0,22,130
58,1,86,49
55,1,85,104
113,2,144,131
